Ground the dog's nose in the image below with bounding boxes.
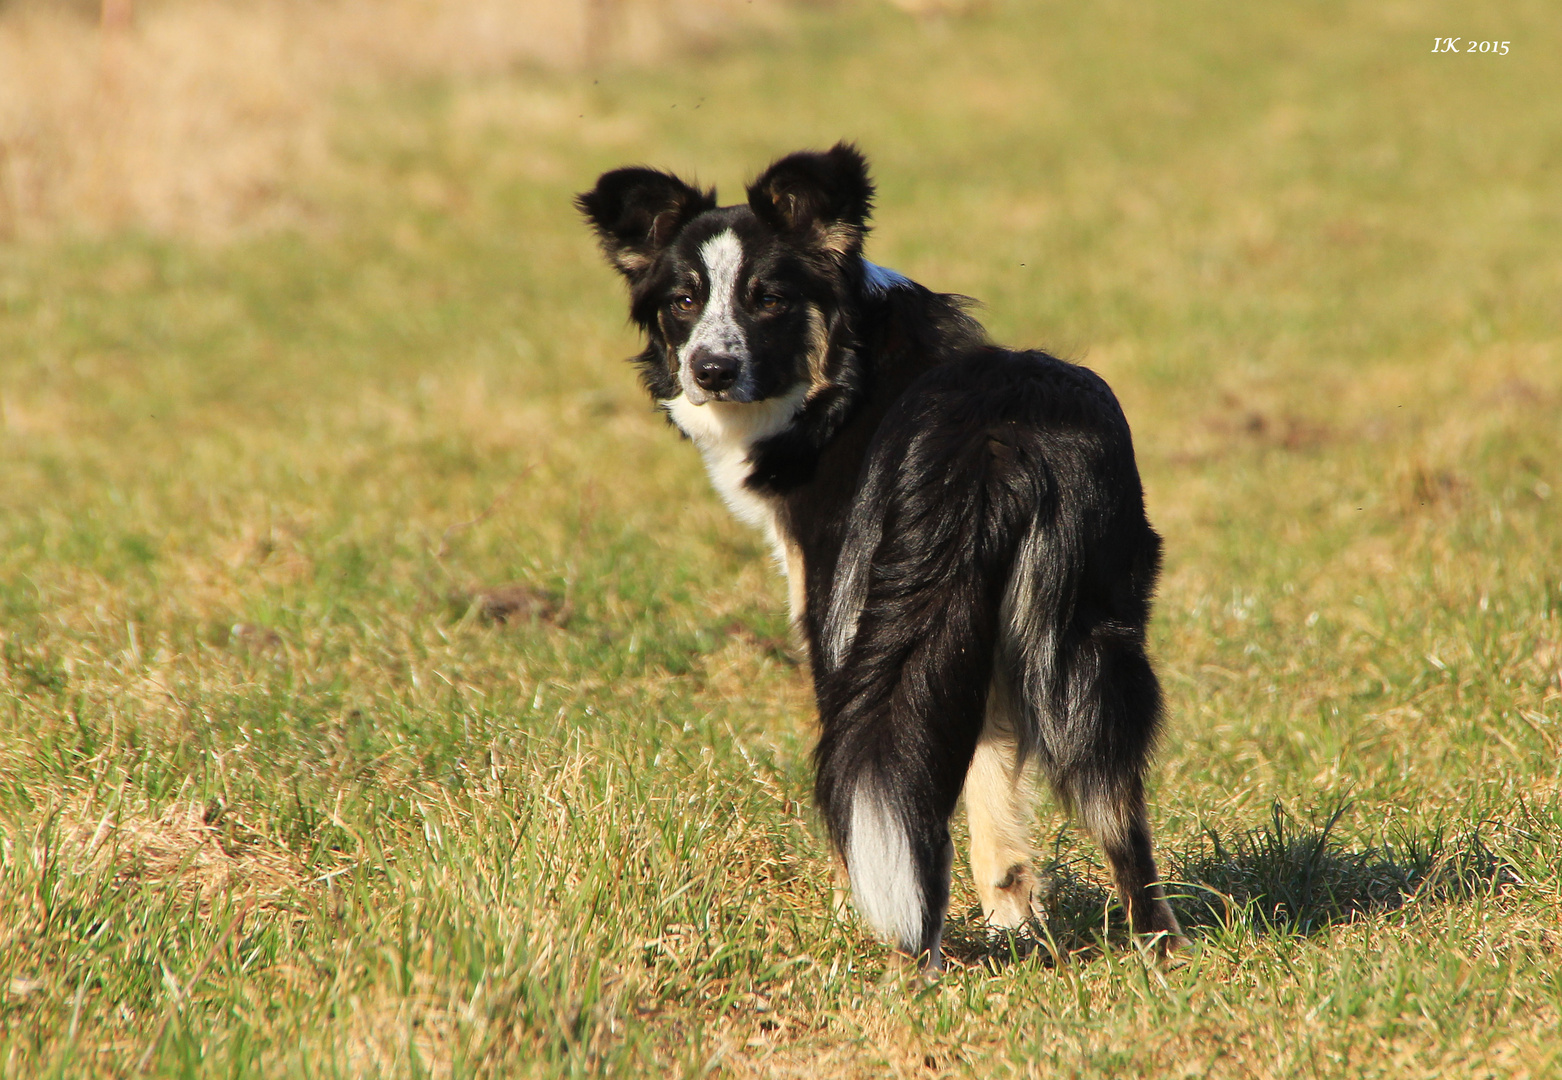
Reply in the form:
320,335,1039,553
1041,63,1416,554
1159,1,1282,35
693,353,739,393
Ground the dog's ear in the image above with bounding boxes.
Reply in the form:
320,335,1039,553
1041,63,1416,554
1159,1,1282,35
576,168,717,282
746,142,873,259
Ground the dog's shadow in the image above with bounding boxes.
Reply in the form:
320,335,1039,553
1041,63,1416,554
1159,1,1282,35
942,802,1515,970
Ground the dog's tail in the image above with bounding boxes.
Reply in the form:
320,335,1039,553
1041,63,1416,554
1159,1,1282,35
812,370,1048,962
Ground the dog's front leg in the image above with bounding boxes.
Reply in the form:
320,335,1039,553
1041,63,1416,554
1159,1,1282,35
963,723,1041,933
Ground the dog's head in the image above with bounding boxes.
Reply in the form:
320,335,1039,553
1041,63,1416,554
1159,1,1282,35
577,143,874,406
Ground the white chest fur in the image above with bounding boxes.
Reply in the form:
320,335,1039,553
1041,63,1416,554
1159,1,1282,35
665,386,806,528
664,386,810,616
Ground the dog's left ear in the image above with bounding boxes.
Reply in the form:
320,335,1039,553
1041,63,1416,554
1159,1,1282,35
577,167,717,283
747,142,874,259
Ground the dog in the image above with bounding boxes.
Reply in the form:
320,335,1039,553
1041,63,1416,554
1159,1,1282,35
578,144,1183,968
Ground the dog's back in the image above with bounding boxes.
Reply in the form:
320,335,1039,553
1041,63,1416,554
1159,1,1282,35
811,346,1178,961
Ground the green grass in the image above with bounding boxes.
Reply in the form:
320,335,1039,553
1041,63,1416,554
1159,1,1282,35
2,0,1561,1075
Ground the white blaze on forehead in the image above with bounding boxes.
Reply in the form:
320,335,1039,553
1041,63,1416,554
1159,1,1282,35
679,230,749,371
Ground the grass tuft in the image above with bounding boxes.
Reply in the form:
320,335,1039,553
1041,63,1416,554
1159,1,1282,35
1173,802,1517,937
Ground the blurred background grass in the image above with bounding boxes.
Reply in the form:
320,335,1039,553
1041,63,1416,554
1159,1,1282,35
1,0,1560,1076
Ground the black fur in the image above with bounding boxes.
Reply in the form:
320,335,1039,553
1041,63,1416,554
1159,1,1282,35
746,143,874,252
579,144,1183,968
576,167,717,282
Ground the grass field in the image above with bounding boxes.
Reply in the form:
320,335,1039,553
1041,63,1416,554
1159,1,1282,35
2,0,1561,1075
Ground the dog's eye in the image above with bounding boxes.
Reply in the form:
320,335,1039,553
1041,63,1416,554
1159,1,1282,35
757,293,785,311
670,294,696,312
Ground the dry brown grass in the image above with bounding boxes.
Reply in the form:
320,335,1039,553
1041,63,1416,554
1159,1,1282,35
41,792,315,911
0,0,784,238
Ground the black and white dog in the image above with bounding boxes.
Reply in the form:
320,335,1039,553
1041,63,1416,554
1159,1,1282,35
579,144,1183,968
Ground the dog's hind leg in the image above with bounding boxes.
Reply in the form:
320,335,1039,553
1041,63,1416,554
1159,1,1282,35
1058,634,1184,952
1075,772,1182,949
963,687,1040,931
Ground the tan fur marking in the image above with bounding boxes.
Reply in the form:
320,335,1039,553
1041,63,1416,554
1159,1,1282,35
804,305,831,395
783,539,811,658
817,222,861,258
830,849,852,918
612,250,653,275
963,700,1041,930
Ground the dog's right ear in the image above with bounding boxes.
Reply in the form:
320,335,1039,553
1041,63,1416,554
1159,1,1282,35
576,168,716,282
